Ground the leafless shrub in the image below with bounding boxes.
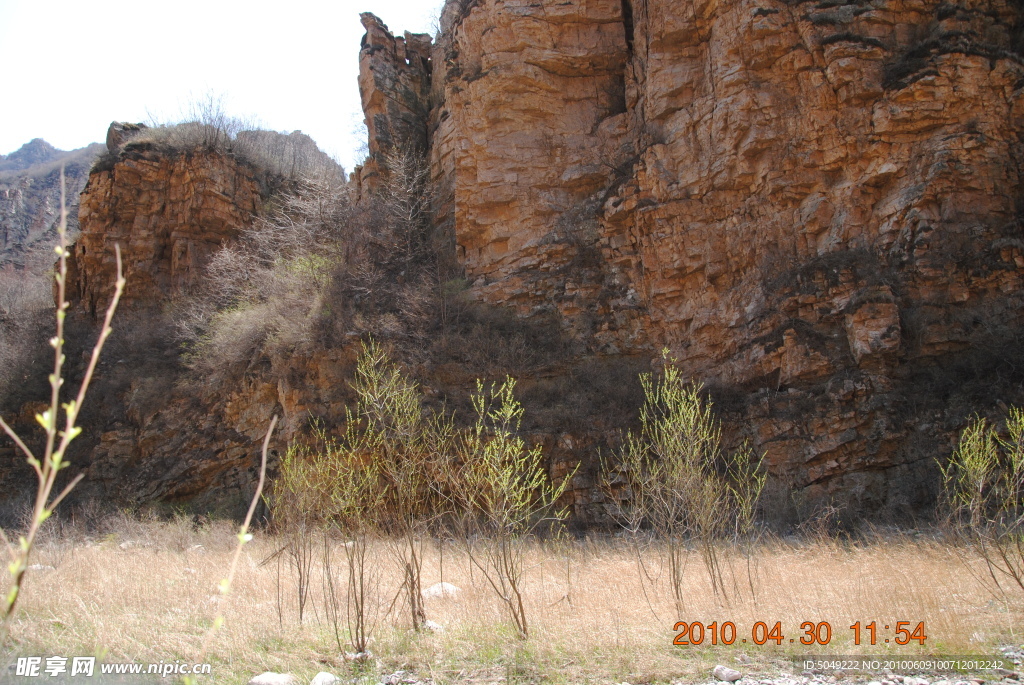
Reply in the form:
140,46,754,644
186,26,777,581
174,133,450,377
376,146,434,271
315,145,441,351
132,93,249,158
234,130,343,183
177,177,352,375
125,94,344,182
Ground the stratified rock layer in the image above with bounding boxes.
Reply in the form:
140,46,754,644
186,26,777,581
7,0,1022,521
69,141,261,314
368,0,1024,515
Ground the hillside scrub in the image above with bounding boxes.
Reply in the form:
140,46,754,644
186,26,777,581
175,142,446,379
95,95,343,182
176,175,354,377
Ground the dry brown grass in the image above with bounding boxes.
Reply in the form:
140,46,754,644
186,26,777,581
1,519,1020,684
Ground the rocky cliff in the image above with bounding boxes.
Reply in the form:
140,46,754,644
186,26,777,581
68,137,263,315
0,126,351,516
4,0,1022,524
357,0,1024,517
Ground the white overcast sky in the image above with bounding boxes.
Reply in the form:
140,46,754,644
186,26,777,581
0,0,444,171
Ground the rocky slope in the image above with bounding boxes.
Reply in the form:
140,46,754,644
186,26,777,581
0,139,103,266
0,123,369,516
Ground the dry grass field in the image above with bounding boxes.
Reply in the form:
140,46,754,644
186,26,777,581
1,514,1020,684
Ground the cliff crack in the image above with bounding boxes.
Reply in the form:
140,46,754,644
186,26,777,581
621,0,635,54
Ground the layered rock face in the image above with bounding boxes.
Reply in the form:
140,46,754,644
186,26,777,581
7,0,1021,521
0,127,343,514
360,12,434,158
353,13,435,200
359,0,1024,516
68,134,262,314
432,0,635,329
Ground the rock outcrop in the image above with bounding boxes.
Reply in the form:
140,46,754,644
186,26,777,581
352,13,435,199
0,124,359,514
68,130,263,314
356,0,1024,517
359,12,433,158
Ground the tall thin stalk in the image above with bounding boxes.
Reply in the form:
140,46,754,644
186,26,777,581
458,377,575,638
1,169,125,633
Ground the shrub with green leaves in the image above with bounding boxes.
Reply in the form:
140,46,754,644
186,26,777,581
275,429,385,653
346,338,456,630
941,407,1024,593
603,349,766,610
458,376,574,638
271,338,457,644
272,340,573,643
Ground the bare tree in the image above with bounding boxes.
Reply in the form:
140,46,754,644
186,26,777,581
376,146,433,273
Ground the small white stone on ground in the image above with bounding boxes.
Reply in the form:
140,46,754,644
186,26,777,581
423,619,444,632
344,651,372,663
309,672,339,685
422,581,461,599
248,673,300,685
714,665,743,682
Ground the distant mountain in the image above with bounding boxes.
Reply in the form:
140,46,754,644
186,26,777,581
0,138,66,173
0,140,104,267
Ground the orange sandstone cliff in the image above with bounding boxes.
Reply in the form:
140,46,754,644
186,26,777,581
359,0,1024,515
68,139,263,314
